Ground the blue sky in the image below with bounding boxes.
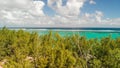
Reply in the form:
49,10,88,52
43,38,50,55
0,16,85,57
0,0,120,27
43,0,120,18
82,0,120,18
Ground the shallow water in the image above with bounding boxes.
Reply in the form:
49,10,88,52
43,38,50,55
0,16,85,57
26,29,120,39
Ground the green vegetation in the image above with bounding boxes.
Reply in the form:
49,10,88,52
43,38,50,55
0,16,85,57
0,27,120,68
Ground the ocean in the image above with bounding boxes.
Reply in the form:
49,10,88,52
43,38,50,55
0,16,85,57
24,28,120,39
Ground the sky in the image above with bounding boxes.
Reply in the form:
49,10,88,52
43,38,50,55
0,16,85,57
0,0,120,27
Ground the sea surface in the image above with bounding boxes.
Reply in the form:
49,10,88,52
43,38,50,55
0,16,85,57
24,28,120,39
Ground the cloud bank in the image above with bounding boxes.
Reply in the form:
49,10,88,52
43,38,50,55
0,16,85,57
0,0,120,27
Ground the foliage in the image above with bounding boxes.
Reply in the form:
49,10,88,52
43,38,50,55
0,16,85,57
0,27,120,68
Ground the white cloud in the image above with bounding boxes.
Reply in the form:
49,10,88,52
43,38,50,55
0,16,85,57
48,0,85,17
0,0,120,27
95,11,103,23
31,1,45,16
89,0,96,4
0,0,31,9
0,10,16,20
0,0,46,27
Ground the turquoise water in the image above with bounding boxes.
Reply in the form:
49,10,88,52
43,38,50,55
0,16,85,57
26,29,120,39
